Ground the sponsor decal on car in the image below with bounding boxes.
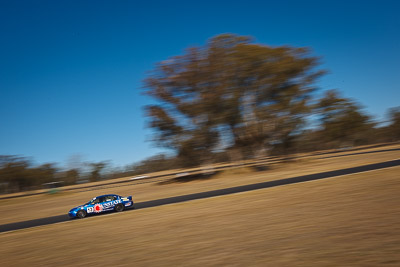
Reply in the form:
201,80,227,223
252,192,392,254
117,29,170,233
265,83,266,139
103,200,121,208
93,204,103,213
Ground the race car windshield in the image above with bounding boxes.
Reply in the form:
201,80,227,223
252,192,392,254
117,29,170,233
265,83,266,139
86,198,100,205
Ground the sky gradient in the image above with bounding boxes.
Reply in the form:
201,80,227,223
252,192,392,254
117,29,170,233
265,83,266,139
1,0,399,167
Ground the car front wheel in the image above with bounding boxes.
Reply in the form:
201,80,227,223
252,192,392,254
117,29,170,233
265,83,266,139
76,210,87,219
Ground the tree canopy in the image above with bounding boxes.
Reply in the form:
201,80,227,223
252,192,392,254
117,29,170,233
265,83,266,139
315,89,374,147
143,34,325,165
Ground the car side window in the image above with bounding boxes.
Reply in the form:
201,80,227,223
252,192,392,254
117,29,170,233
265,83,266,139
105,195,116,202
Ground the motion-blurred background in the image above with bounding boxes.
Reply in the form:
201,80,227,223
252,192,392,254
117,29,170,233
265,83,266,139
0,1,399,193
1,2,400,266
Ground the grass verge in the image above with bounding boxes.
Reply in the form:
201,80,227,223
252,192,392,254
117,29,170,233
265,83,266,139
0,166,399,266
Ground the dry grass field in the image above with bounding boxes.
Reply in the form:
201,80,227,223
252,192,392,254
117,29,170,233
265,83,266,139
0,144,399,225
0,166,399,266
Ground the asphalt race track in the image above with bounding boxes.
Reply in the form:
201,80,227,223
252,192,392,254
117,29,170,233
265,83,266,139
1,159,399,233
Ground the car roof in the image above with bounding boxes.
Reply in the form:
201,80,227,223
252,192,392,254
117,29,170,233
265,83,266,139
95,194,120,198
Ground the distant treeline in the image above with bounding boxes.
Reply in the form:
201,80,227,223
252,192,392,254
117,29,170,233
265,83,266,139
0,154,184,193
1,33,400,194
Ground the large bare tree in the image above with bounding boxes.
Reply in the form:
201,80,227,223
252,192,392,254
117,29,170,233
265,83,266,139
143,34,325,165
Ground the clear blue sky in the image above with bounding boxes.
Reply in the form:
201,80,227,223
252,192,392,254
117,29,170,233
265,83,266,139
0,0,399,167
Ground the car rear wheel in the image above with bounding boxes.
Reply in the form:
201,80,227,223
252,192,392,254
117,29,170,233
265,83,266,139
115,204,124,212
77,210,87,219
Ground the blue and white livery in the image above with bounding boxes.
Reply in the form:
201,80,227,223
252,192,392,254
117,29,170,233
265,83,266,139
68,194,134,219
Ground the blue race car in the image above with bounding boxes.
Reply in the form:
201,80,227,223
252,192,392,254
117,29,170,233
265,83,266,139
69,194,134,219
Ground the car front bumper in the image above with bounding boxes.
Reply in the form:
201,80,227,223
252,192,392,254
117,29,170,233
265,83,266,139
68,210,78,218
